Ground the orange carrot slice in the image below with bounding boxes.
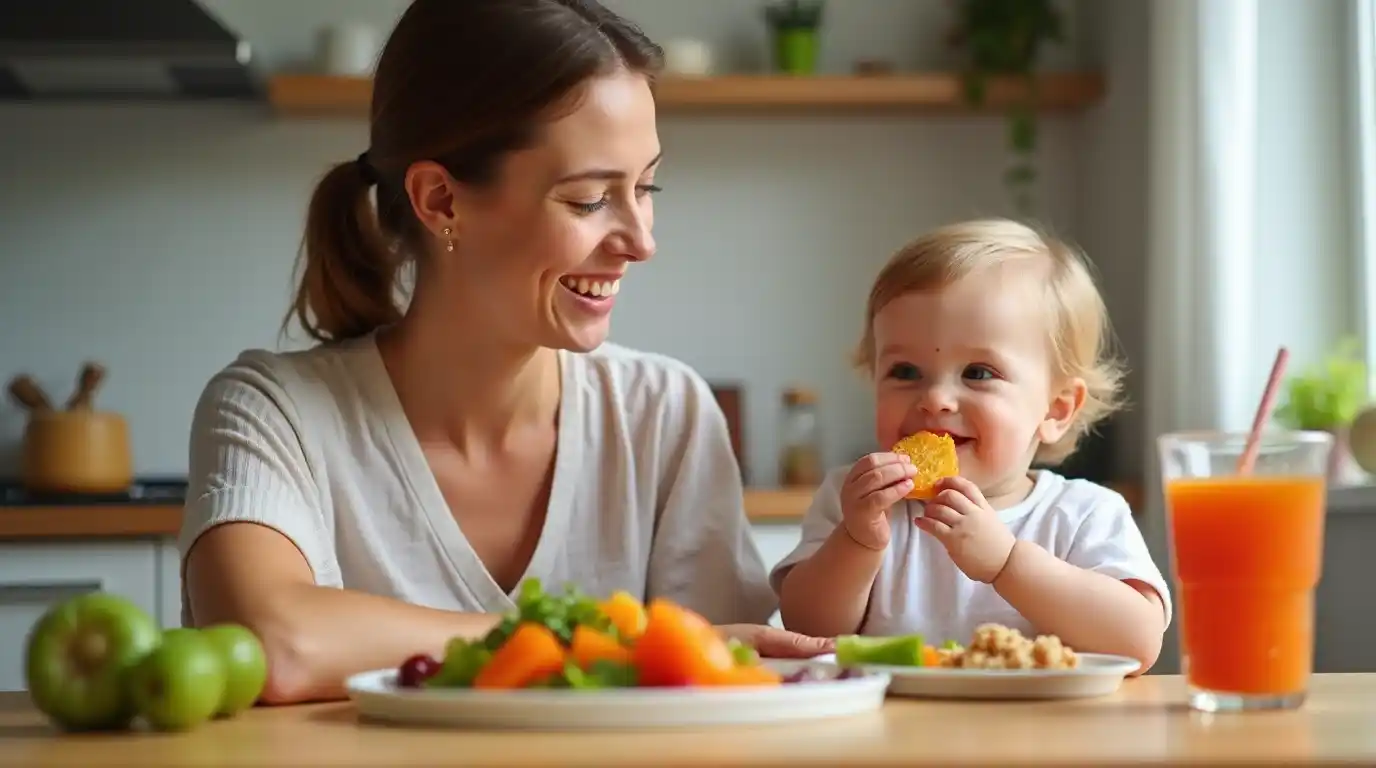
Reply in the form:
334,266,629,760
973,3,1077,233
570,625,632,668
473,622,567,690
922,645,941,667
705,662,783,687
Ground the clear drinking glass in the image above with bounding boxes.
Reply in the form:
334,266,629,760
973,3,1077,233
1158,430,1332,712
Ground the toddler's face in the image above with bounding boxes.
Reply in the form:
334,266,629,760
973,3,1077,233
869,263,1081,498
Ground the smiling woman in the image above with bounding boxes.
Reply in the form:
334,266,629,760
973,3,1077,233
177,0,830,706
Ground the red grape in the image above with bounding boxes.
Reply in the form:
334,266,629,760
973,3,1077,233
397,654,440,688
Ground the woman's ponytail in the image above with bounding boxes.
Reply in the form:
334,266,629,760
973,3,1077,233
286,159,402,343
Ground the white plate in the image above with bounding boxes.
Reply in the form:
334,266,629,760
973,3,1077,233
817,652,1141,700
344,659,890,730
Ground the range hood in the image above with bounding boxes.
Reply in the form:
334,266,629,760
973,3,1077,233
0,0,258,101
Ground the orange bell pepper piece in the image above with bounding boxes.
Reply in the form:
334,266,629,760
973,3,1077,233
473,622,568,690
630,600,739,687
570,625,632,668
599,591,648,641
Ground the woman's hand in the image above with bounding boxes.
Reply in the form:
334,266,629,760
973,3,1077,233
716,623,835,658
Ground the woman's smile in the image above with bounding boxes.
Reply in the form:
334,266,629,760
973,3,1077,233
558,272,622,316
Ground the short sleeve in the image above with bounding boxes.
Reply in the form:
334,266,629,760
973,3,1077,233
644,366,778,625
179,357,339,595
1064,495,1174,628
767,466,848,595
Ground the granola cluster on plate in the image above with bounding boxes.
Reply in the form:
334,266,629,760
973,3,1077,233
936,623,1079,670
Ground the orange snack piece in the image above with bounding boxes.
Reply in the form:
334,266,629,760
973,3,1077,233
892,431,959,500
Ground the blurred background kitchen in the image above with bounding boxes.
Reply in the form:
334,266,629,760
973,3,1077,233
2,0,1375,689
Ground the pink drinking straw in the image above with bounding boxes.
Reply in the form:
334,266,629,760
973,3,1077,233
1235,346,1290,475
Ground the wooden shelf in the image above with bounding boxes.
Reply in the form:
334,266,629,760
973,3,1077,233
651,72,1103,113
266,72,1105,117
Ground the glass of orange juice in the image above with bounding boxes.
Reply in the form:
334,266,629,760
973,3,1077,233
1159,430,1332,712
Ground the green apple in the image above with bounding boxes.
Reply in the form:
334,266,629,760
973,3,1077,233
1349,406,1376,474
24,592,162,732
200,623,268,717
160,627,201,644
128,629,227,732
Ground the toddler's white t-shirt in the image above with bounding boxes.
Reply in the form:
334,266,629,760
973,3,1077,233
769,467,1172,644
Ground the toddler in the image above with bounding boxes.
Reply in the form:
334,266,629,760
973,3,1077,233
772,219,1170,670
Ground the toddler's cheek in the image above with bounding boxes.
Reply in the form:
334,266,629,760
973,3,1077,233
872,410,909,449
973,435,1024,477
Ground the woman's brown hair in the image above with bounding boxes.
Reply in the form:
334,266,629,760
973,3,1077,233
288,0,663,343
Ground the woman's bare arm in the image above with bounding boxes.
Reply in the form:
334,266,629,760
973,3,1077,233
185,522,499,704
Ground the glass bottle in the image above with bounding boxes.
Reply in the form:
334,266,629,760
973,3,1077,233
779,386,824,487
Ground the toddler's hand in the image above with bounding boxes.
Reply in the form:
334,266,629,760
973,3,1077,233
915,476,1016,583
839,452,917,551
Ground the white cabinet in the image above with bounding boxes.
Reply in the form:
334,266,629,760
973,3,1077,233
157,540,183,631
749,522,802,628
0,541,161,692
750,523,802,572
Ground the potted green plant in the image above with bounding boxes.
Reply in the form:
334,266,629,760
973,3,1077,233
947,0,1067,215
1275,337,1370,484
764,0,825,76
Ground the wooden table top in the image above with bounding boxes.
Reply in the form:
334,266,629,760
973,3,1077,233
2,674,1374,766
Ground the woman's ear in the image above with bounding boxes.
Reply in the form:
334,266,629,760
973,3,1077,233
1038,377,1088,444
404,160,460,239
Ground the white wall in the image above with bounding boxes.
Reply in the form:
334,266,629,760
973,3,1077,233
0,0,1104,485
1252,0,1358,380
1074,0,1151,486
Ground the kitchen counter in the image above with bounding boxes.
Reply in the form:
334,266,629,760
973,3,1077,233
0,479,186,540
0,491,819,541
2,675,1374,766
0,483,1144,540
0,503,182,540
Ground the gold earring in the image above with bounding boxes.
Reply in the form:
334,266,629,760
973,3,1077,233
441,226,455,252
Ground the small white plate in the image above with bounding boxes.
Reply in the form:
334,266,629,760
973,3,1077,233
344,659,890,730
818,652,1141,700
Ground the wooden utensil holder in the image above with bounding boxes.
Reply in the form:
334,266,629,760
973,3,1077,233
22,410,133,494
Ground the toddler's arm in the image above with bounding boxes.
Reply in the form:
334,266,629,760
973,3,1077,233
993,496,1169,673
778,526,886,637
769,467,889,638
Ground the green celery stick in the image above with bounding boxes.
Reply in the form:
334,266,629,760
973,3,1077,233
835,634,926,667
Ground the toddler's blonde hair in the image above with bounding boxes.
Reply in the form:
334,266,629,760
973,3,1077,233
853,218,1126,465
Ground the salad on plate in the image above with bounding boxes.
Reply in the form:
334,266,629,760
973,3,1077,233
393,579,859,692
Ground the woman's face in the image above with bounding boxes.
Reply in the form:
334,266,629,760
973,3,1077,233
435,69,661,353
